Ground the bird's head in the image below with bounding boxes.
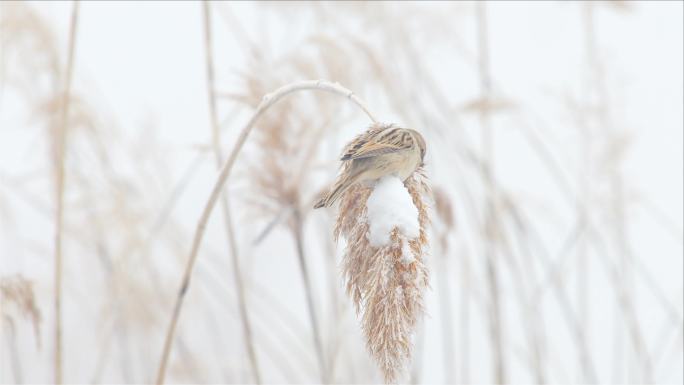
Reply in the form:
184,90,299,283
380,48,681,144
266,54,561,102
407,129,426,165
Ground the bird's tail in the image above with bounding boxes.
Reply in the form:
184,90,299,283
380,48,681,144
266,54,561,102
313,173,359,209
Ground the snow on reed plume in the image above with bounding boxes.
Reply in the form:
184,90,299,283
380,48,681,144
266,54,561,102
334,167,430,383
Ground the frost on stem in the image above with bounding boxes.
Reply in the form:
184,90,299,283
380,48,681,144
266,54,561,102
335,168,431,383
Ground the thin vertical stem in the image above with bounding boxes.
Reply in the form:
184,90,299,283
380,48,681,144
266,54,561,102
459,248,470,384
292,208,327,383
53,3,79,384
322,214,341,377
576,81,591,384
583,4,652,383
410,321,426,384
577,7,592,383
437,249,455,384
202,3,261,383
476,3,506,383
4,322,22,384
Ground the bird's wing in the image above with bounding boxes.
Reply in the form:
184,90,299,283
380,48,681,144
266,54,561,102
340,125,411,160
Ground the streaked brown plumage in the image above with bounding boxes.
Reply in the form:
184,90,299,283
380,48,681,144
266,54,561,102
314,123,426,209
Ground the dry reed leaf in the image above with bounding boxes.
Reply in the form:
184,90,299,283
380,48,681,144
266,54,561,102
460,96,516,114
0,275,42,347
433,186,454,231
602,0,632,12
0,2,61,96
335,167,431,383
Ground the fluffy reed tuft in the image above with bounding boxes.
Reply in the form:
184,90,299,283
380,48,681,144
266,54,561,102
334,167,430,383
0,275,42,345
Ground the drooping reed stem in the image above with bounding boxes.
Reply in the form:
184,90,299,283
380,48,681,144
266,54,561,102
155,80,376,384
202,3,261,383
53,3,79,384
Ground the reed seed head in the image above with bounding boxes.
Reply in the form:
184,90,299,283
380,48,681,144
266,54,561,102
335,166,431,383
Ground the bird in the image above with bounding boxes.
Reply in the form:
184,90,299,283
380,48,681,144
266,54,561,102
314,123,426,209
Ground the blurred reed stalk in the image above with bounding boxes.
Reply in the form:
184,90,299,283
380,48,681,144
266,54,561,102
291,208,327,383
155,80,376,384
514,116,599,382
1,275,42,384
459,245,471,385
576,27,592,385
318,212,343,379
476,3,506,383
433,189,456,384
201,3,261,383
582,3,651,382
52,3,78,383
573,4,595,381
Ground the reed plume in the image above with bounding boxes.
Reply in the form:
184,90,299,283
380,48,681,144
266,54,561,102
0,275,41,384
334,166,430,383
0,275,41,344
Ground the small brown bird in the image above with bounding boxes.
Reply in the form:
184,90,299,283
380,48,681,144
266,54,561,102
314,123,426,209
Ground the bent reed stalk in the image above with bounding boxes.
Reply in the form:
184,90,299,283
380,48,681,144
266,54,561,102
155,80,377,384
